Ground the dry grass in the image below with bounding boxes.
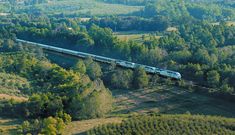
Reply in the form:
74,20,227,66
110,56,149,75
79,18,91,22
226,21,235,26
0,118,22,134
63,117,123,135
211,21,235,26
115,31,161,43
0,94,27,102
166,27,178,32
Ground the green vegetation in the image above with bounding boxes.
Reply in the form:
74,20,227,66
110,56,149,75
15,0,142,17
1,0,235,134
14,16,235,95
0,72,30,96
87,114,235,135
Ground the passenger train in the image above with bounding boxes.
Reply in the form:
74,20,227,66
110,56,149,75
16,39,182,80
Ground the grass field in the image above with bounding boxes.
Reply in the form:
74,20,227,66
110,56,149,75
63,117,123,135
115,31,162,43
112,85,235,118
0,94,27,102
226,21,235,26
17,0,142,16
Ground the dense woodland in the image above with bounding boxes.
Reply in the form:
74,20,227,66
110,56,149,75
0,0,235,134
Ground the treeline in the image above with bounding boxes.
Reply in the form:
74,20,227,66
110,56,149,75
8,0,49,5
141,0,235,21
87,114,235,135
97,0,154,6
99,0,235,22
86,16,169,31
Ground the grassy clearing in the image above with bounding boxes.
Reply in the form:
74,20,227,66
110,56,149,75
17,0,142,16
112,85,235,118
115,31,162,43
63,117,123,135
226,21,235,26
0,94,27,102
166,27,178,32
0,118,22,134
0,72,30,97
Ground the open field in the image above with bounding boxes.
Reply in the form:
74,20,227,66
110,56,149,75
211,21,235,26
17,0,142,16
112,85,235,118
0,118,22,134
115,31,162,43
63,117,123,135
226,21,235,26
0,94,27,102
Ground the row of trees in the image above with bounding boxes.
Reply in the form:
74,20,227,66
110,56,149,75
87,114,235,135
86,16,169,31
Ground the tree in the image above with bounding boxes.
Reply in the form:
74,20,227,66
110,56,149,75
73,60,86,74
111,70,133,89
133,67,149,88
220,82,234,94
41,117,65,135
85,57,102,80
80,80,113,119
207,70,220,87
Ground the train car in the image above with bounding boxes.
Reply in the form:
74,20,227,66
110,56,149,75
116,60,136,68
159,70,181,79
94,55,115,63
144,66,156,73
155,68,163,74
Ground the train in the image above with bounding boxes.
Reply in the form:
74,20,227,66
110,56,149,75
16,39,182,80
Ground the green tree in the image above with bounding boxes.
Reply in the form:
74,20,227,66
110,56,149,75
85,57,102,80
80,80,112,118
111,70,133,89
207,70,220,87
133,67,149,88
73,60,86,74
41,117,65,135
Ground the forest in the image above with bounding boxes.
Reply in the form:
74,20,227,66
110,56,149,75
0,0,235,134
